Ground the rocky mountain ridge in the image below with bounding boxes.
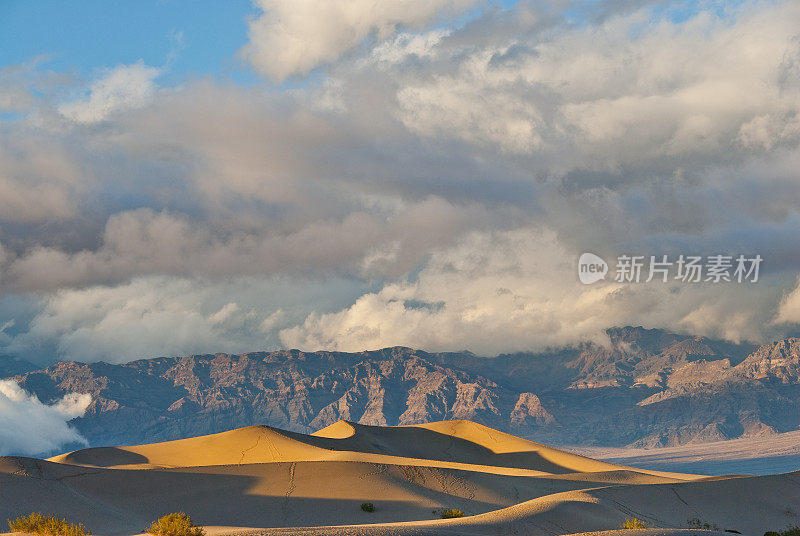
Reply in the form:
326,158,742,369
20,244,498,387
5,327,799,452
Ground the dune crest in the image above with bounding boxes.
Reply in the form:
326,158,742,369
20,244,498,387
311,420,357,439
0,420,793,536
48,425,330,468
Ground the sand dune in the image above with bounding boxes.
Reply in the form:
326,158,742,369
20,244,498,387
1,420,797,536
50,420,691,478
48,425,331,468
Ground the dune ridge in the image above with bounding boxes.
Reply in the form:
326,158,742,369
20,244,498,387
49,420,696,479
0,420,793,536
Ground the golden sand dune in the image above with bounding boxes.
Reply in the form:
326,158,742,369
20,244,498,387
311,419,617,473
1,421,797,536
48,425,331,468
49,420,686,478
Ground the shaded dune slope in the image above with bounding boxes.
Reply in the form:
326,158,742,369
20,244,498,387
51,419,682,477
0,420,793,536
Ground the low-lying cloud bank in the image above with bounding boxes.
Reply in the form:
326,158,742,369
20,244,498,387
0,380,91,456
0,0,800,363
280,229,793,354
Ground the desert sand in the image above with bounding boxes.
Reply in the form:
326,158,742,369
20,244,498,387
574,430,800,476
1,420,798,536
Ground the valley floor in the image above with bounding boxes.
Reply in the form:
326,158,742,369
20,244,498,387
573,430,800,475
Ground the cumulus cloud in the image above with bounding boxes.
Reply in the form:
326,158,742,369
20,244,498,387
1,196,497,292
58,61,160,123
0,380,90,456
367,29,451,66
774,277,800,325
241,0,479,82
0,133,85,222
390,1,800,166
280,228,787,354
0,59,72,114
9,277,266,362
4,275,370,363
1,0,800,363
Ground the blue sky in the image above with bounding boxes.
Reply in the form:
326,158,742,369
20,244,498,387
0,0,258,85
0,0,527,92
0,0,725,86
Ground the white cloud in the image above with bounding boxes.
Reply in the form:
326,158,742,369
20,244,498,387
59,61,160,123
2,197,494,291
398,75,545,154
367,29,450,66
774,277,800,325
8,277,266,362
0,380,90,456
391,1,800,164
0,134,85,222
1,1,800,361
241,0,478,82
281,228,786,354
4,275,370,363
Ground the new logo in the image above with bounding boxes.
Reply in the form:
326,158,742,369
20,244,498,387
578,252,608,284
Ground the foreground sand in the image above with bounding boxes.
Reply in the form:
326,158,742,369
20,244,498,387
1,420,798,536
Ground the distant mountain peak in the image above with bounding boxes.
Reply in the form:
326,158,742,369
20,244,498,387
7,327,799,453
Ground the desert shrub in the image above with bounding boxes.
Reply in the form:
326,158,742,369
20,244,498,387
440,509,464,519
688,517,719,531
764,527,800,536
147,513,204,536
621,518,648,529
360,503,374,513
8,513,89,536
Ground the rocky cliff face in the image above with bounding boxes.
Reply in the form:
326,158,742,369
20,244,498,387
6,328,799,450
735,338,800,382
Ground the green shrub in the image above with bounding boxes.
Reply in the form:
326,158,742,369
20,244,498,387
621,518,648,529
146,513,204,536
360,503,374,513
440,509,464,519
8,513,89,536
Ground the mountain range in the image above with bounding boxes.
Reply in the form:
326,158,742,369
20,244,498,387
4,326,800,452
